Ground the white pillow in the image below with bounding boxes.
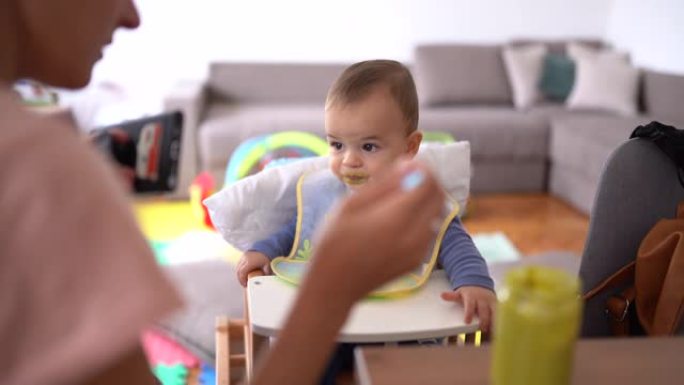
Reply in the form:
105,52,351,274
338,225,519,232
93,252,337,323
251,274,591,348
566,57,640,116
204,141,471,251
502,44,548,109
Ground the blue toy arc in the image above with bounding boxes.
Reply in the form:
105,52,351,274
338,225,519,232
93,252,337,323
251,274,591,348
224,131,328,186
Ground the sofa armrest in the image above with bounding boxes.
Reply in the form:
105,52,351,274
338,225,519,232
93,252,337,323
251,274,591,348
164,80,208,198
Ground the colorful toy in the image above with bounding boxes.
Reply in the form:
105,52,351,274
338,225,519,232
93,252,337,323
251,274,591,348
190,171,216,229
152,364,189,385
198,364,217,385
423,131,455,144
141,330,200,368
142,329,201,385
224,131,328,186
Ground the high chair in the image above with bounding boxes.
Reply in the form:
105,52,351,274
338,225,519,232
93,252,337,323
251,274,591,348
215,269,485,384
209,141,480,383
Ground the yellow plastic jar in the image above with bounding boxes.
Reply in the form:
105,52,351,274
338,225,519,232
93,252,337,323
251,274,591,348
491,266,582,385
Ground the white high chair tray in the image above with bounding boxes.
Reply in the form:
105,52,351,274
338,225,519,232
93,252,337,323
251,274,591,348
247,270,480,343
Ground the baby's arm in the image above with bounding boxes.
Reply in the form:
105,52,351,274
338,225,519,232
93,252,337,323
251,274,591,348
438,217,494,289
438,217,497,331
236,217,297,286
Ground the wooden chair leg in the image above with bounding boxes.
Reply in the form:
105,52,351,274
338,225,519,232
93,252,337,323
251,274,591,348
216,317,247,385
216,316,232,385
244,270,266,382
215,270,267,384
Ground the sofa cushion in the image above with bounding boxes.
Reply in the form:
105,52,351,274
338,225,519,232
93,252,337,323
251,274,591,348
643,70,684,127
208,63,347,104
414,44,512,106
539,54,576,101
566,58,640,116
419,107,548,161
199,104,326,171
503,44,548,109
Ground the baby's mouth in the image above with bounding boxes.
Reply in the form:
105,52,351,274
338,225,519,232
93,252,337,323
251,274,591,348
341,173,369,186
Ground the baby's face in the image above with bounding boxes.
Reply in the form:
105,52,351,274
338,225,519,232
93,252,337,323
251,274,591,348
325,87,421,190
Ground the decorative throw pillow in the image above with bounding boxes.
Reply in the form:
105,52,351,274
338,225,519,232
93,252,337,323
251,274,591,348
566,57,640,116
502,44,548,109
538,53,576,101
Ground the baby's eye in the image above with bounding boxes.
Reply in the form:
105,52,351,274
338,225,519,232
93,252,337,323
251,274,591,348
329,141,343,151
362,143,379,152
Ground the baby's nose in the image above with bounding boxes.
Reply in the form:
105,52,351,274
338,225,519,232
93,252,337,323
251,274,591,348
343,151,363,167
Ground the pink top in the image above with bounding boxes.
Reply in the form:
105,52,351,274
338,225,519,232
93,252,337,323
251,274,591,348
0,89,183,385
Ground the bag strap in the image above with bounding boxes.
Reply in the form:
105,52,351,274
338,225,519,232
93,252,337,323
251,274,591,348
583,261,635,300
583,262,637,336
606,286,636,336
637,230,684,335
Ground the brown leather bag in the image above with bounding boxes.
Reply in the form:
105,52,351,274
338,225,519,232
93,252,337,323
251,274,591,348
584,202,684,336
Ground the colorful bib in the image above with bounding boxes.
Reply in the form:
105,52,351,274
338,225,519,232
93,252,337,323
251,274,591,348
270,169,460,297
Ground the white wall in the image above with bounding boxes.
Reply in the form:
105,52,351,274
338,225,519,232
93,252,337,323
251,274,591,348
70,0,613,125
606,0,684,75
406,0,611,44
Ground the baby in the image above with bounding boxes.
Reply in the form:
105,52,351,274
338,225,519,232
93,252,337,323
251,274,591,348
236,59,496,331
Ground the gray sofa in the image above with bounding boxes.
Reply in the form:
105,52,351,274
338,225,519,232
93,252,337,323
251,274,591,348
165,42,684,215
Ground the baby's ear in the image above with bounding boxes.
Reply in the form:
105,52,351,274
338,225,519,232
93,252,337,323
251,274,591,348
406,131,423,156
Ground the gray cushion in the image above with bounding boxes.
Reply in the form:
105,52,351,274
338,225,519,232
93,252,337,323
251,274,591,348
199,104,326,170
208,63,347,104
643,70,684,126
419,107,548,161
414,44,512,105
156,260,244,364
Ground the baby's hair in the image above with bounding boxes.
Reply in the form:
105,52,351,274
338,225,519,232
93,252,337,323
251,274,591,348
325,59,418,133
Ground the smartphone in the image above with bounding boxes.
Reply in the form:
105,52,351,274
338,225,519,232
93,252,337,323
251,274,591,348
92,111,183,193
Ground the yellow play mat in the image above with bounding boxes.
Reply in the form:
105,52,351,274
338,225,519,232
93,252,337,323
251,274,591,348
133,199,241,265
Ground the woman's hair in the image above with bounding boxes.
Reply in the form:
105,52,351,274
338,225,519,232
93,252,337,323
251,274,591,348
325,59,418,133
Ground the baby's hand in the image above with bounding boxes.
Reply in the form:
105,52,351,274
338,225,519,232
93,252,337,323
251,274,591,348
441,286,497,333
236,251,271,287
